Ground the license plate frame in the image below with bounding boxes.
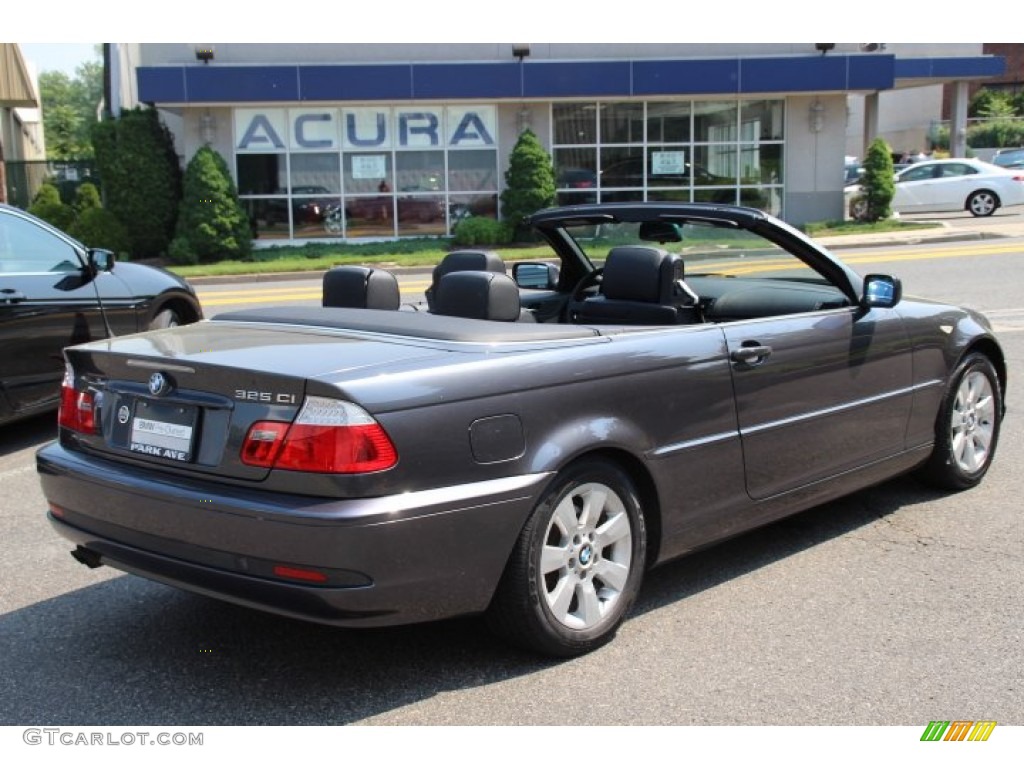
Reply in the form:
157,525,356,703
128,399,198,463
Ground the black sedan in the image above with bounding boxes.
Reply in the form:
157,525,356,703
37,202,1004,656
1,204,202,427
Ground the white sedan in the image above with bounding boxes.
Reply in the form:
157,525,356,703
849,158,1024,218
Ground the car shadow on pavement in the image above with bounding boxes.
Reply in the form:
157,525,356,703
0,413,57,457
0,475,948,726
633,475,947,617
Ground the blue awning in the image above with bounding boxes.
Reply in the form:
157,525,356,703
137,54,1004,104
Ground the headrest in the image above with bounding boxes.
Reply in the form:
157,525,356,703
323,266,400,310
433,250,506,282
432,271,522,322
602,246,683,304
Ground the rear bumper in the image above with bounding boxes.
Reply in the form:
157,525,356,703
37,441,549,628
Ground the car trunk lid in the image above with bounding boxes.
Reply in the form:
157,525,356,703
60,321,450,483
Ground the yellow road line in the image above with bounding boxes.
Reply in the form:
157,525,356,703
199,279,434,307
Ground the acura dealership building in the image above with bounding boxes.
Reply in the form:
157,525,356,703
111,43,1003,242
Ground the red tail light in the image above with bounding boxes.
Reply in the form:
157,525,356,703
58,367,98,434
241,396,397,474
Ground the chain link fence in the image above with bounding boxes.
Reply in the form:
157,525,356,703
3,160,100,209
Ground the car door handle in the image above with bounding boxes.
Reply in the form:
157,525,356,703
0,289,27,304
730,344,773,365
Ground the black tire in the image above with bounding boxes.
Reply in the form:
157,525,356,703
148,307,181,330
966,189,999,217
918,353,1002,490
486,458,647,657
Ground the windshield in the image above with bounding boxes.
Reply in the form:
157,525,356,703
561,219,827,282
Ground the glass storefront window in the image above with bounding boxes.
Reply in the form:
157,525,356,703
397,194,446,237
556,190,598,206
551,99,784,216
396,151,444,193
448,150,498,191
237,154,286,196
289,152,340,193
647,102,690,143
741,100,785,141
646,146,689,188
694,102,738,144
344,153,393,195
693,188,738,206
600,147,644,188
601,190,645,204
692,145,738,186
648,188,692,203
345,195,395,238
450,193,498,224
554,148,597,190
554,103,597,145
245,199,290,240
740,144,784,184
600,103,644,144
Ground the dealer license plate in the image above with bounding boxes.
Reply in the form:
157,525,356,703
128,400,198,463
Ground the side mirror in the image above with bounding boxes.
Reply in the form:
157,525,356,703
862,274,902,309
513,262,559,290
87,248,116,276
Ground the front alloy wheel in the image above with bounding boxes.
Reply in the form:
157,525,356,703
919,353,1002,490
487,459,647,657
948,368,998,473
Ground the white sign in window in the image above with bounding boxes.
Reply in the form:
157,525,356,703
651,151,686,175
351,155,387,180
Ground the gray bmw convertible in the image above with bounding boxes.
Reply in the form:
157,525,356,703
37,203,1006,656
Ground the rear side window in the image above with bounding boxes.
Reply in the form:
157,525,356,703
941,163,977,178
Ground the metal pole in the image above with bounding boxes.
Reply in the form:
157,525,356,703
950,81,969,158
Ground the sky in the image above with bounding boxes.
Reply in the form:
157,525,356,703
20,43,101,77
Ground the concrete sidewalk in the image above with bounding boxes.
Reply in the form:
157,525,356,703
816,213,1024,250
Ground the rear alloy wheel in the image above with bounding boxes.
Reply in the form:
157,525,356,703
919,353,1002,490
967,190,999,217
487,459,647,657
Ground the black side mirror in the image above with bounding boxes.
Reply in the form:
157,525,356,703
87,248,116,276
513,262,560,290
862,274,902,309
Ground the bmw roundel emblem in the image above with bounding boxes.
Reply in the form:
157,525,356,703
148,372,171,397
117,405,130,424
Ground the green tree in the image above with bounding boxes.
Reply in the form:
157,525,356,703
853,138,895,222
68,207,131,256
27,182,75,230
969,89,1016,120
499,129,555,239
92,107,182,258
38,53,103,160
72,182,102,213
170,146,251,264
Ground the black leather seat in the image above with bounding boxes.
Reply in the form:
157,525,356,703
571,246,702,325
431,271,535,322
425,250,506,311
322,266,401,310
